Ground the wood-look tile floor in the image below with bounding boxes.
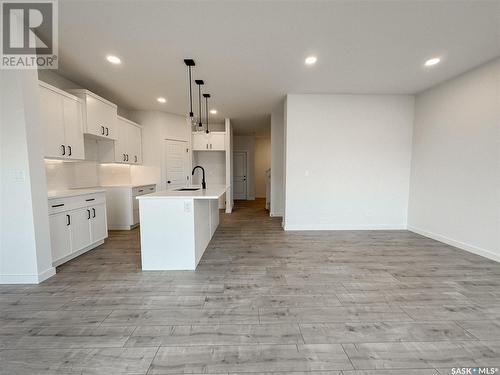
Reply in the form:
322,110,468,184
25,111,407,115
2,199,500,374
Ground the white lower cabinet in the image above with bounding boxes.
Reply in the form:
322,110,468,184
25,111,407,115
90,204,108,242
49,213,72,262
48,192,108,267
104,184,156,230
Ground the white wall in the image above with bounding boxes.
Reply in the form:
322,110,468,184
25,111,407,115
255,136,271,198
129,111,191,191
271,103,285,216
408,59,500,261
1,69,54,283
284,94,414,230
233,135,256,200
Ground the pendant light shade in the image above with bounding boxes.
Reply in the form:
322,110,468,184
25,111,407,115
183,59,195,119
203,93,210,134
195,79,204,128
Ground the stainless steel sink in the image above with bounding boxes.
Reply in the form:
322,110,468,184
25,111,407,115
175,188,200,191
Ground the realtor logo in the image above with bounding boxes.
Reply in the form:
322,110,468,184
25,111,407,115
1,0,58,69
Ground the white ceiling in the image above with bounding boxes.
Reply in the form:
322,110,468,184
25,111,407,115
55,0,499,134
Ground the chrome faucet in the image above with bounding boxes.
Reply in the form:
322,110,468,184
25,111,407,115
192,166,206,189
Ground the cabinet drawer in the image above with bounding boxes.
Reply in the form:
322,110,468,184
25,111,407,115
48,192,106,215
77,193,106,207
132,185,155,197
48,199,70,215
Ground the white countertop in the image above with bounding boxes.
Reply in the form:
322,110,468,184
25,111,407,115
100,183,156,188
48,188,106,199
136,185,226,200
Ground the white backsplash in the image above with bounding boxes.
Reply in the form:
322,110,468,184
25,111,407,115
44,160,145,191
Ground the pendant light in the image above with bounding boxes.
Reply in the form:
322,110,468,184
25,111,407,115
183,59,195,119
203,93,210,134
195,79,204,129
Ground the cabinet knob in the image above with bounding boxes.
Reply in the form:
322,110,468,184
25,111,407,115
167,181,171,184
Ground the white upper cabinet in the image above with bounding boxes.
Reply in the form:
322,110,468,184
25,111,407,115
192,132,226,151
99,116,142,164
114,116,142,164
67,89,117,140
39,81,84,160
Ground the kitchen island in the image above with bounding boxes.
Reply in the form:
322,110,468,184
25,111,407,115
136,185,226,270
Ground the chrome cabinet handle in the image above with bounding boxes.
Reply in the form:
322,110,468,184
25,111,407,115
101,126,105,135
61,145,65,155
92,208,96,218
68,145,72,156
105,127,109,136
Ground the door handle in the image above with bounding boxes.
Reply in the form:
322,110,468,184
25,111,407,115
210,143,212,149
92,208,96,218
106,127,109,136
66,214,70,226
126,154,129,161
68,145,72,156
123,154,126,161
134,155,137,163
206,144,208,149
87,209,91,220
101,126,105,135
61,145,65,155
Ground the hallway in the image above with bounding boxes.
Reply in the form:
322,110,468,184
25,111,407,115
1,200,500,374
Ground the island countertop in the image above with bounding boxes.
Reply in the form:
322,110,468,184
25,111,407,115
136,185,226,200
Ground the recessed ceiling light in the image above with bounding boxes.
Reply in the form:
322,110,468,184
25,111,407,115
424,57,441,67
157,97,167,103
305,56,317,65
106,55,121,64
210,109,217,114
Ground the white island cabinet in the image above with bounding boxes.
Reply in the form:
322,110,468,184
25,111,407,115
137,185,226,270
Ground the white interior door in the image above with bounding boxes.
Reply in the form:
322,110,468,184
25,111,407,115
233,151,247,200
165,140,190,189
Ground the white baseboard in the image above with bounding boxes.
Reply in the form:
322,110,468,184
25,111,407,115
284,224,407,231
108,225,137,230
0,266,55,284
52,239,105,267
408,225,500,263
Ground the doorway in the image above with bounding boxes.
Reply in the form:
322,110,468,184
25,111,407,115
164,139,190,189
233,151,247,199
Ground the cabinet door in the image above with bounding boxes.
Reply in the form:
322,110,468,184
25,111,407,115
69,208,92,253
114,118,128,163
90,204,108,242
192,133,208,150
49,213,71,263
62,96,85,160
209,133,225,150
85,95,117,139
39,85,65,158
129,125,142,164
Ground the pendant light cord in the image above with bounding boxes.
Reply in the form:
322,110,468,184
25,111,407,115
205,96,209,133
188,67,193,117
198,84,202,127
